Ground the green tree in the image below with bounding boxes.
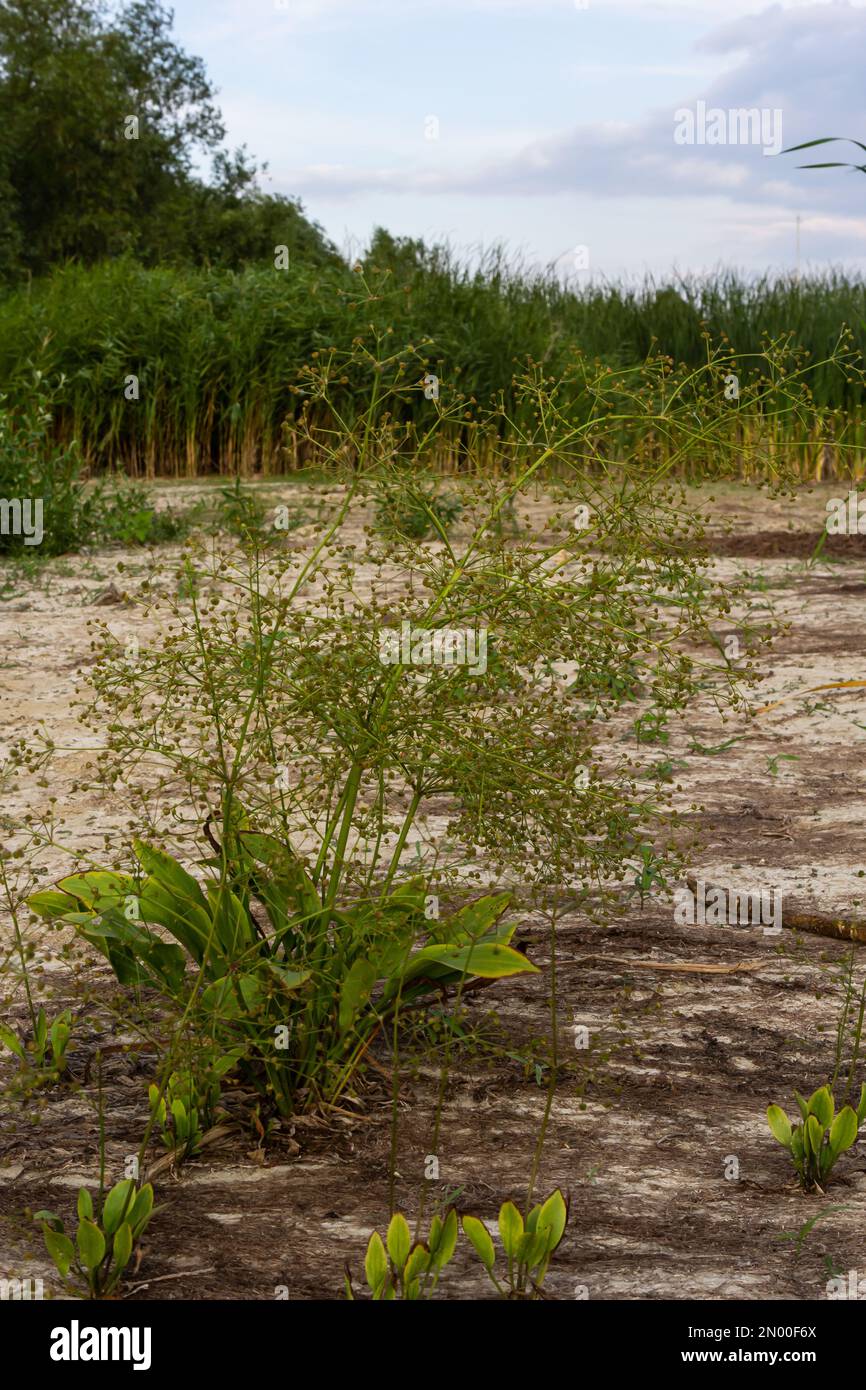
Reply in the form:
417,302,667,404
0,0,338,275
363,227,430,281
183,148,340,270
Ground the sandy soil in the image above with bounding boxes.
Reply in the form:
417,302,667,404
2,478,866,1301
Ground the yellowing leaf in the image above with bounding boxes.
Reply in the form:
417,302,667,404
404,940,537,984
807,1086,834,1130
102,1179,135,1236
767,1104,792,1147
386,1212,411,1269
364,1230,388,1296
462,1214,496,1270
76,1219,106,1271
829,1106,858,1158
536,1189,568,1251
43,1227,75,1277
498,1201,524,1259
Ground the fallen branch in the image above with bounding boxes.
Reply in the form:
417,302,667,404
575,955,766,975
686,873,866,945
754,680,866,716
122,1268,215,1297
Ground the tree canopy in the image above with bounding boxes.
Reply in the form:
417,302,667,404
0,0,339,278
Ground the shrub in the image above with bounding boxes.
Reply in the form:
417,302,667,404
0,383,93,555
0,380,198,556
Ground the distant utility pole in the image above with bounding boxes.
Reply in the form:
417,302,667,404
795,213,801,284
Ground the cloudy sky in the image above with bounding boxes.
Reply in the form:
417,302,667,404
171,0,866,279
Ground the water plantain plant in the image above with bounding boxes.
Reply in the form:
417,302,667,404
345,1209,459,1299
767,1085,866,1192
150,1044,241,1151
36,331,839,1151
27,834,536,1116
149,1073,206,1160
462,1189,569,1299
35,1180,154,1299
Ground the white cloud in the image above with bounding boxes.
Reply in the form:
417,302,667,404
240,0,866,22
568,62,719,77
190,0,864,38
276,0,866,220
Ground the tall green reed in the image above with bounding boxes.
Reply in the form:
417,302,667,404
1,254,864,478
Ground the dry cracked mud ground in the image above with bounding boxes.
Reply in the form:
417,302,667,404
2,479,866,1301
